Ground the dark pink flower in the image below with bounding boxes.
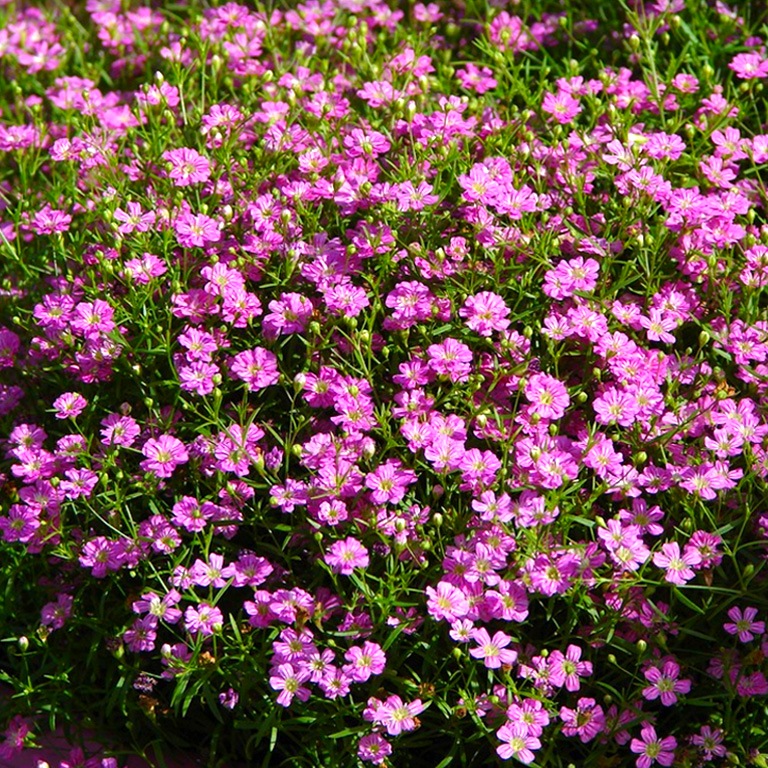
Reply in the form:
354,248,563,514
184,602,223,637
642,659,691,706
724,606,765,643
141,434,189,478
163,147,212,186
325,537,370,575
269,663,311,707
630,723,677,768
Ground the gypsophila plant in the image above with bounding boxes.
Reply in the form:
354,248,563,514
1,0,768,766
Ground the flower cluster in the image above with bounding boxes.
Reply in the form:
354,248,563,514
1,1,768,767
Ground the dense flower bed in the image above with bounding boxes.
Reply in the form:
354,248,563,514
1,0,768,766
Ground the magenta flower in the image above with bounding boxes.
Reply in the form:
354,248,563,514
178,361,219,396
548,644,593,691
364,459,417,505
426,581,470,622
372,695,425,736
505,699,550,737
114,202,156,235
269,663,311,707
79,536,124,578
123,615,158,652
459,291,510,336
395,180,438,211
484,579,529,622
71,299,115,338
230,347,280,390
174,211,221,248
630,723,677,768
183,602,223,637
541,89,582,123
724,606,765,643
343,641,387,683
495,722,541,763
262,292,314,337
163,147,211,186
525,373,570,421
469,628,518,669
100,413,140,447
0,504,41,544
141,434,189,478
641,659,692,706
559,698,605,742
357,733,392,765
0,715,30,761
325,536,370,576
652,541,701,585
729,52,768,79
52,392,88,419
40,593,74,630
691,725,727,760
427,337,473,382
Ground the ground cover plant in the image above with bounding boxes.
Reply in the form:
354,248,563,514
1,0,768,766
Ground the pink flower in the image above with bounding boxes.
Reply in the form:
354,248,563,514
395,180,438,211
691,725,727,760
469,628,518,669
724,606,765,643
456,63,497,94
163,147,212,186
40,593,73,630
459,291,510,336
368,695,425,736
364,459,417,505
639,309,677,344
642,659,692,706
541,90,582,123
0,716,30,761
427,337,473,382
593,386,639,427
325,537,370,575
184,602,223,637
357,733,392,765
525,373,570,421
79,536,124,578
269,663,311,707
52,392,87,419
230,347,280,390
140,434,189,478
630,723,677,768
484,579,529,622
505,698,550,737
496,722,541,763
548,644,592,691
343,127,391,157
123,615,158,652
174,211,221,248
262,292,314,337
653,541,701,585
100,413,140,447
343,641,387,683
426,581,470,621
114,202,156,234
178,361,219,396
729,52,768,80
71,299,115,338
560,698,605,742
